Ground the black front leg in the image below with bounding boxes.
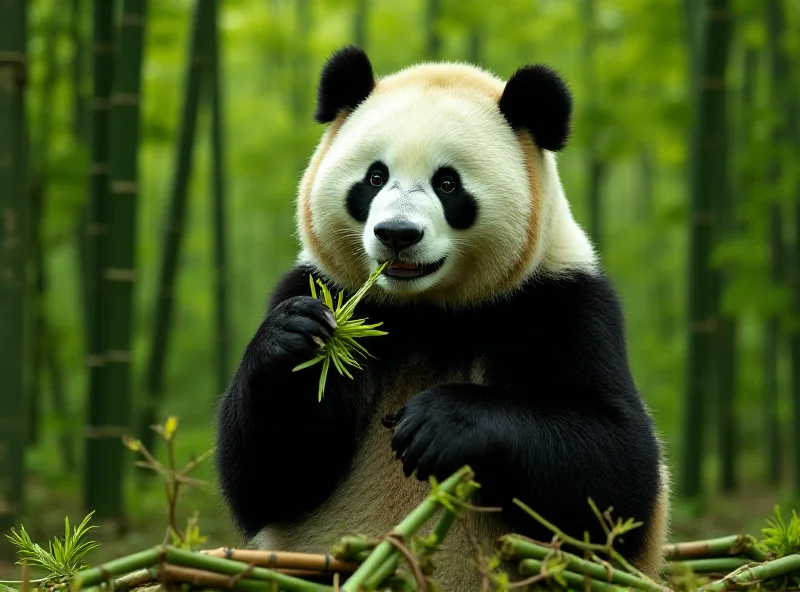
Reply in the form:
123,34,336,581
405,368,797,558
215,268,362,539
387,383,662,559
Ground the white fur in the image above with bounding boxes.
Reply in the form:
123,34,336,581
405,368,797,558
297,61,597,305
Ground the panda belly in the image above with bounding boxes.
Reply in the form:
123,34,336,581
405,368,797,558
249,356,508,590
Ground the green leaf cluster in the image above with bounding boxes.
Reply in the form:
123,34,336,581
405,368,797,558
293,261,391,401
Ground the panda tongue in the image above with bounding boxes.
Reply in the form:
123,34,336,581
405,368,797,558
390,261,418,270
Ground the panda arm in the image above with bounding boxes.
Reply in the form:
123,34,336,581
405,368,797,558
215,266,363,538
390,273,662,555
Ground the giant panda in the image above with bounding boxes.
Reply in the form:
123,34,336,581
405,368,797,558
215,45,671,590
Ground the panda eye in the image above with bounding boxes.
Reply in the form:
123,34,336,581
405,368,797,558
440,179,456,193
369,172,385,187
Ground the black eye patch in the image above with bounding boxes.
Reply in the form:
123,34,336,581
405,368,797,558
431,167,478,230
346,160,388,223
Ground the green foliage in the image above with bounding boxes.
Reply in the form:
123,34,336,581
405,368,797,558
123,416,214,548
292,261,391,401
761,505,800,558
4,512,98,582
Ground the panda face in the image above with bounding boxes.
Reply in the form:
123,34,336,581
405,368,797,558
307,83,534,299
297,49,595,307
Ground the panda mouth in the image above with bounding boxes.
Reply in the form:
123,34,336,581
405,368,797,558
382,258,446,280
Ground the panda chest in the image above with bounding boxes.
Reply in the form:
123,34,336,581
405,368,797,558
371,353,488,418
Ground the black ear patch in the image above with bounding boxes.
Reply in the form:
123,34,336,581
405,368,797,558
498,65,573,152
314,45,376,124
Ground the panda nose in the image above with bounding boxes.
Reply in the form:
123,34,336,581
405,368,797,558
373,222,424,253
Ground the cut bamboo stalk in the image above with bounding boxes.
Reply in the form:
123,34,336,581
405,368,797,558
662,535,766,562
201,549,359,574
0,0,28,544
518,559,631,592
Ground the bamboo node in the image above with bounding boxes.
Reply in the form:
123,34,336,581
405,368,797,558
92,42,114,54
86,354,106,367
90,163,110,174
107,349,132,363
690,317,718,333
121,13,147,27
700,77,726,90
85,425,128,438
90,98,111,110
111,181,138,195
105,267,137,282
111,93,141,106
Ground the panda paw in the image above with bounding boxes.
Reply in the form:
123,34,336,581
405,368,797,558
258,295,337,370
387,386,492,481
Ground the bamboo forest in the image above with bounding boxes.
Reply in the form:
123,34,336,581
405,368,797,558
1,0,800,590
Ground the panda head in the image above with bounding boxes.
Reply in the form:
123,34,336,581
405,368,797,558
296,46,596,308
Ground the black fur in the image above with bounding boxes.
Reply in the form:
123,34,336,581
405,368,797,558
498,64,573,152
346,161,388,223
431,167,478,229
314,46,375,124
215,266,662,561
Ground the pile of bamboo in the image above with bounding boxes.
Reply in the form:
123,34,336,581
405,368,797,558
61,466,800,592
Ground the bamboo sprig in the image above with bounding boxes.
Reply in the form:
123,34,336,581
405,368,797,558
512,497,655,584
697,554,800,592
497,535,670,591
293,261,391,401
342,466,475,591
663,534,767,562
5,511,99,583
331,536,378,562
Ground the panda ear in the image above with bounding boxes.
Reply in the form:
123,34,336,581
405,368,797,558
314,45,376,124
498,64,573,152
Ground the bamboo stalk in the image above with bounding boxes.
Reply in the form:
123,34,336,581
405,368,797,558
331,537,377,562
165,547,334,591
140,0,211,454
0,0,28,545
498,536,668,592
679,0,733,501
205,0,230,397
342,466,474,592
83,0,115,517
664,557,750,575
518,559,631,592
71,548,162,590
200,549,359,574
698,554,800,592
662,535,767,562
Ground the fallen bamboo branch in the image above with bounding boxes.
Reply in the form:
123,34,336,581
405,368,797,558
342,465,475,592
697,554,800,592
664,557,751,575
518,558,632,592
498,534,670,592
201,549,359,574
663,535,767,563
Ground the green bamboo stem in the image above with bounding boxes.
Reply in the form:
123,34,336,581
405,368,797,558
141,0,211,454
342,466,474,591
94,0,148,521
332,536,378,562
205,0,230,397
665,557,750,574
498,536,667,592
518,559,631,592
663,535,767,562
83,0,115,517
164,547,334,592
0,0,28,544
698,554,800,592
71,549,162,590
679,0,733,501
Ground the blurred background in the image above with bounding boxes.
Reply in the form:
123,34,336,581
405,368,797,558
1,0,799,574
